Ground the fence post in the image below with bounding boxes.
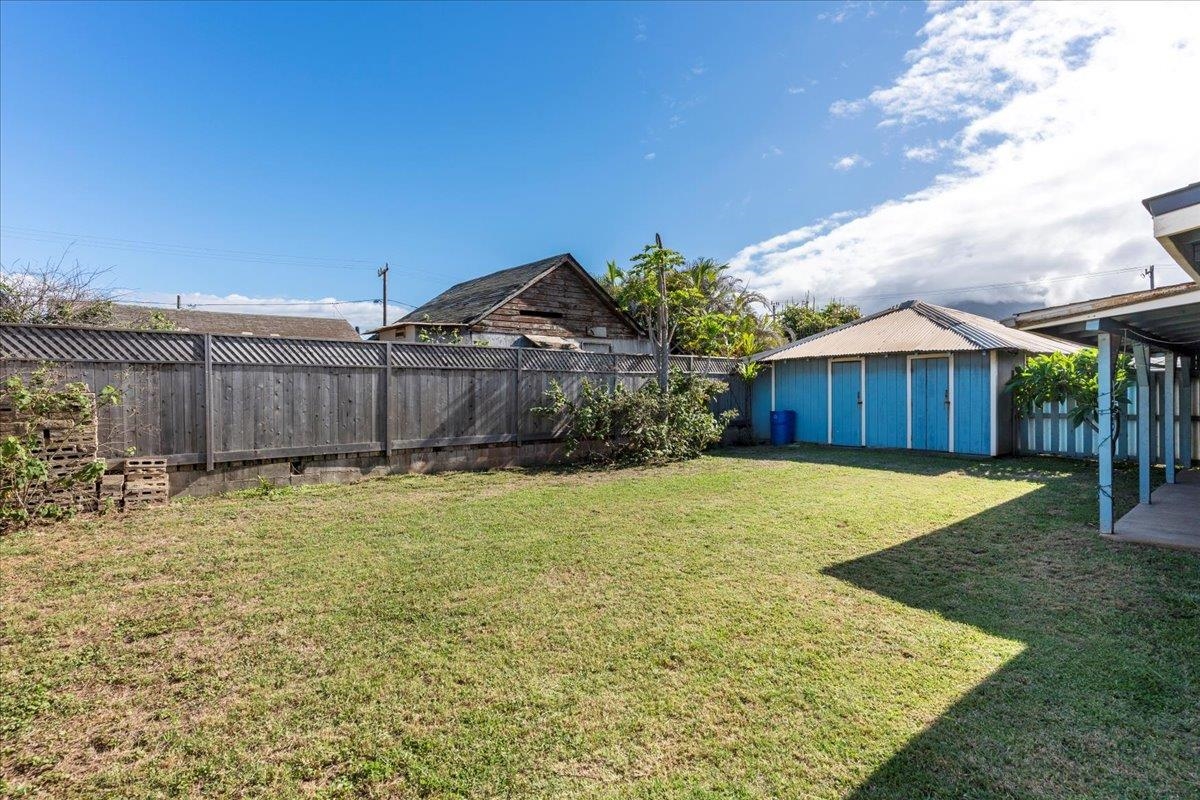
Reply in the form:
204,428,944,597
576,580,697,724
203,333,215,472
382,342,392,457
514,348,523,446
610,352,618,392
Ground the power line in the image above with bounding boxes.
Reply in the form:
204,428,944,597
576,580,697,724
123,297,418,309
789,264,1158,305
1,226,376,271
1,224,457,281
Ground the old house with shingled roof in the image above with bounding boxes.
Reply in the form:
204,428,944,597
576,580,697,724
372,253,651,353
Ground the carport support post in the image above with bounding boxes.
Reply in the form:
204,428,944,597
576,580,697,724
1163,350,1176,484
1181,357,1194,468
1133,343,1152,504
1097,332,1115,533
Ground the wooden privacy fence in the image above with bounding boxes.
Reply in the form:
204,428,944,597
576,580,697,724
0,324,744,469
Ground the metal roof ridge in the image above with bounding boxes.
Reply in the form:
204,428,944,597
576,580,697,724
752,299,925,361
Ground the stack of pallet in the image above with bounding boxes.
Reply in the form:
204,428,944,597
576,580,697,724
122,458,169,509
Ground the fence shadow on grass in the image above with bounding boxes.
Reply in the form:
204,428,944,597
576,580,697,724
820,465,1200,799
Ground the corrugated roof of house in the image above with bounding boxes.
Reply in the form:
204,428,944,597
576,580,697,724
109,304,362,341
755,300,1081,362
380,253,639,333
1003,281,1197,328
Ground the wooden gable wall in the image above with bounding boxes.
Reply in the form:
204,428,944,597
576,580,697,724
476,264,640,339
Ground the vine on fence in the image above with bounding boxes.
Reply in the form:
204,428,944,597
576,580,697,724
0,366,120,531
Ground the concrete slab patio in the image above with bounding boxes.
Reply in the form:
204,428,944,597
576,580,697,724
1106,470,1200,552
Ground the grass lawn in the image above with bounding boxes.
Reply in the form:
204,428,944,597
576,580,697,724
2,446,1198,799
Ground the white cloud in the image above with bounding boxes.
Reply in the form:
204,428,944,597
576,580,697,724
903,145,940,162
829,98,867,117
643,152,656,161
117,291,393,336
832,154,869,171
819,1,862,24
731,2,1200,313
786,85,806,95
690,63,707,76
763,145,784,159
633,17,647,42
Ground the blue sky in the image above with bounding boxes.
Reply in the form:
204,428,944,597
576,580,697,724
2,1,1196,330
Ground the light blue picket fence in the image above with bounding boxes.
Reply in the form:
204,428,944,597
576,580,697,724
1017,372,1198,464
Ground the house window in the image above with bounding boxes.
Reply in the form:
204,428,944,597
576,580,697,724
518,309,565,319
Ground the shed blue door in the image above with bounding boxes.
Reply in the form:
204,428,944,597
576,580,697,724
830,360,862,446
911,357,950,451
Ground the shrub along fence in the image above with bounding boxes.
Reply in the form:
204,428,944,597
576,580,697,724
1016,371,1199,463
0,324,743,491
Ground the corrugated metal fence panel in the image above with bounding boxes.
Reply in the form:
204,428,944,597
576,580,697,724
1018,374,1199,464
866,355,907,448
953,352,991,455
0,324,740,465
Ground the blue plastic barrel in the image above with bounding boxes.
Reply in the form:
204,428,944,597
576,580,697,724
770,410,796,446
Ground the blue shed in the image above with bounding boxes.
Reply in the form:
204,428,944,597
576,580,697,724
751,300,1079,456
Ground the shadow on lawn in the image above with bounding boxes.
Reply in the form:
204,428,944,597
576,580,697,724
813,459,1200,799
712,443,1102,483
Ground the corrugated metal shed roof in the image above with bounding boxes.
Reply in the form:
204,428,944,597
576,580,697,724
756,300,1080,362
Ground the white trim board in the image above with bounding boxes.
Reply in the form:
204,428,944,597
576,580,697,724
989,351,999,456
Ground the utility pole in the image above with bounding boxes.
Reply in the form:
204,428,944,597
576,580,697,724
378,263,390,327
1141,264,1156,289
176,294,182,310
655,233,669,393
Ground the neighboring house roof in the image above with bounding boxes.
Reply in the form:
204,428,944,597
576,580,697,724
1003,282,1198,329
109,304,362,341
756,300,1081,362
379,253,640,333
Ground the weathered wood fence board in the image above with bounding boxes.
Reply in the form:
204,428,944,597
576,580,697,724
1,324,744,468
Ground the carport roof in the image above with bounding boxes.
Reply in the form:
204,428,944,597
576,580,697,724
756,300,1079,362
1007,281,1200,356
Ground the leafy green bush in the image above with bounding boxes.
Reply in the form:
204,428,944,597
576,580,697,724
1005,349,1134,437
1,367,119,531
535,369,737,465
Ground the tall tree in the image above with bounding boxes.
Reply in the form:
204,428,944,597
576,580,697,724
0,257,116,327
778,297,861,341
602,246,781,358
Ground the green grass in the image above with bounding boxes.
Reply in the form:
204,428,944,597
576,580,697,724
2,446,1197,799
